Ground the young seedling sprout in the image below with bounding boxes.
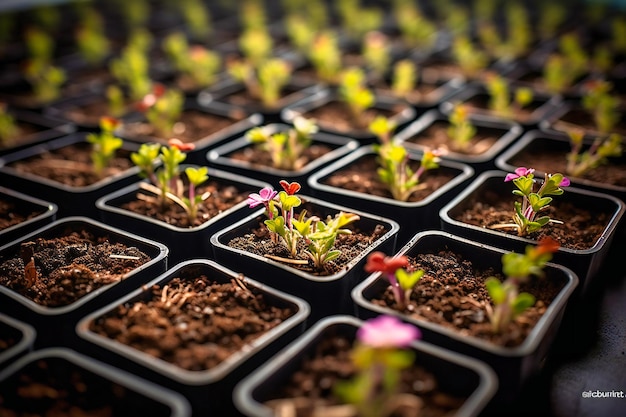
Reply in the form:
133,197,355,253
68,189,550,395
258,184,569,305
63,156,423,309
109,33,153,101
565,129,622,178
371,116,443,201
247,180,359,270
339,66,375,126
308,30,343,84
447,102,477,151
451,35,489,80
390,59,417,101
362,31,391,83
136,83,184,138
365,252,425,310
484,73,534,119
245,116,318,170
227,57,292,109
0,103,18,146
86,116,124,178
162,31,221,90
75,6,110,66
393,0,438,50
23,26,66,104
491,167,570,237
581,80,621,136
131,139,211,226
334,315,422,417
485,237,560,333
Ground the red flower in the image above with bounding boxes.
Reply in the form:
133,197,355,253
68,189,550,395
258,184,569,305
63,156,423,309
99,116,120,131
279,180,301,195
365,252,409,275
535,237,560,256
168,138,195,152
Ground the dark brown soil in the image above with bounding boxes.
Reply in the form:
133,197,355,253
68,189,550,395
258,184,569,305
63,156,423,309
0,197,45,231
119,180,250,228
369,250,567,347
373,82,444,107
227,143,335,171
507,148,626,188
62,98,135,127
7,142,134,187
0,356,173,416
450,192,609,251
88,275,295,371
265,333,466,417
460,93,544,124
0,229,151,307
216,84,309,110
227,213,389,276
302,100,406,133
119,109,238,144
403,120,504,155
321,154,457,202
551,107,626,137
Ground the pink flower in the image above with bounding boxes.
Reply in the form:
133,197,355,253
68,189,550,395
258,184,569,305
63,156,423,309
505,167,535,182
357,315,421,348
559,176,570,187
247,187,277,208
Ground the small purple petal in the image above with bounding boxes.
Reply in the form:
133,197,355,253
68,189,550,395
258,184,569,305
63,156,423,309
357,315,421,348
515,167,533,177
259,187,278,201
560,177,570,187
247,194,263,208
504,173,518,182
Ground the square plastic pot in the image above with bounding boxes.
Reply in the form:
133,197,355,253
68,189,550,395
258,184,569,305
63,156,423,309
439,170,625,295
76,259,310,416
233,315,498,417
210,196,400,323
0,348,191,417
538,99,626,138
351,230,579,404
0,132,145,217
95,167,271,264
307,144,474,245
394,108,522,171
0,186,57,244
0,312,36,369
206,123,359,193
0,216,168,345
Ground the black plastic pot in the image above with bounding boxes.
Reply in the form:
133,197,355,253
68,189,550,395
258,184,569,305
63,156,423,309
351,230,579,405
394,108,522,172
95,166,271,264
233,315,498,417
538,99,626,138
44,92,134,131
439,171,625,295
0,186,58,244
0,132,144,217
0,312,36,368
307,144,474,245
0,216,168,346
210,195,400,323
0,108,75,156
281,88,417,144
206,123,359,194
495,129,626,202
76,259,310,417
0,348,192,417
440,84,561,128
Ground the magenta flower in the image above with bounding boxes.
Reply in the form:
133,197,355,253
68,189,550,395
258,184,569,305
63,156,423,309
504,167,535,182
357,315,421,348
247,187,277,208
558,176,570,187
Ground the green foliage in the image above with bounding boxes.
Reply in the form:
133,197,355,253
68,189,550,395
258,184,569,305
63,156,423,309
566,130,623,177
447,103,476,151
581,80,621,135
86,117,123,177
339,67,375,122
308,30,343,84
485,73,533,119
228,57,291,108
75,7,110,65
362,31,390,82
390,59,417,100
0,103,18,145
393,0,437,49
23,59,66,104
141,86,185,138
162,32,222,89
336,0,383,40
451,35,489,79
109,40,152,101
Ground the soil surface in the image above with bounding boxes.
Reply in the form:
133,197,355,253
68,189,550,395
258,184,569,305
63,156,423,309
7,142,134,187
321,154,458,202
0,197,46,231
265,333,466,417
369,249,567,347
450,190,610,251
227,143,335,171
0,357,172,416
119,109,238,144
119,180,250,228
460,93,547,124
227,208,389,276
88,275,295,371
302,100,406,134
61,98,135,127
404,120,506,155
550,107,626,137
0,121,45,152
507,147,626,188
0,229,151,307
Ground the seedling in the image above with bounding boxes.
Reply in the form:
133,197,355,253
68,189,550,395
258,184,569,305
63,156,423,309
136,84,184,138
390,59,418,101
451,35,489,80
371,116,442,201
491,167,570,237
485,237,559,333
176,0,211,40
447,102,477,151
581,80,621,135
109,38,152,101
86,117,124,178
484,73,534,119
23,59,66,104
336,0,383,40
0,103,18,145
106,84,127,118
227,57,292,108
245,116,318,170
362,31,391,82
365,251,425,310
393,0,437,50
162,32,221,89
339,66,375,124
308,30,343,84
565,129,623,177
334,315,422,417
75,6,110,65
239,26,273,67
